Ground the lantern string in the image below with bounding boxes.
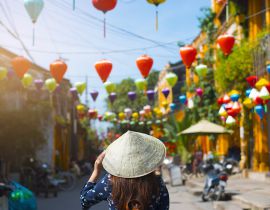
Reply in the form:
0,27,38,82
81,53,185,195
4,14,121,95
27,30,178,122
226,0,229,22
32,24,35,46
156,9,159,31
104,15,106,38
73,0,75,10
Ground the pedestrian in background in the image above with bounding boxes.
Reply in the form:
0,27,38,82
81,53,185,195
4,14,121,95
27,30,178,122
80,131,169,210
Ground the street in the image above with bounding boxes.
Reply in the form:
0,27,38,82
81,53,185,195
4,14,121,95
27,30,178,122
37,177,215,210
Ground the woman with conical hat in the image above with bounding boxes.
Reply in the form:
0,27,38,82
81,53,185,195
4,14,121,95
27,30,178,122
80,131,169,210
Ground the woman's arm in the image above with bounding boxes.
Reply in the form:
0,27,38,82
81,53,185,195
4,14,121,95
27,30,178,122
80,152,108,209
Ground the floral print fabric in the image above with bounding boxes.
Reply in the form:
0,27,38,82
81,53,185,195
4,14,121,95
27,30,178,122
80,174,169,210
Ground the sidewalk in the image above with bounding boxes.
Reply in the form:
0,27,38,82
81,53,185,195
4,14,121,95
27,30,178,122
186,174,270,210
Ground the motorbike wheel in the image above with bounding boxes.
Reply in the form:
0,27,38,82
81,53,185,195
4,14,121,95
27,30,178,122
201,193,209,202
57,172,76,191
212,186,223,201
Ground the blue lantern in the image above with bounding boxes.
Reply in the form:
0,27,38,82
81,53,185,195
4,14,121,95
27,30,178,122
267,64,270,74
169,103,177,111
255,105,264,120
246,89,252,97
230,94,240,102
179,95,187,104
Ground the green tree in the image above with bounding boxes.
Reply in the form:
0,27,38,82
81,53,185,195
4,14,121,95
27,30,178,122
0,79,50,170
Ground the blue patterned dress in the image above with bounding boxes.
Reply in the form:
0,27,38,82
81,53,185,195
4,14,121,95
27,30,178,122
80,174,169,210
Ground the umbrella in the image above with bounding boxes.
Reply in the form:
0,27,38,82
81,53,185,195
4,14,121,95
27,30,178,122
179,120,231,135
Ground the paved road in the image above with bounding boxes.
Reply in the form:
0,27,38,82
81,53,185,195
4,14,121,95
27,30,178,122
37,177,215,210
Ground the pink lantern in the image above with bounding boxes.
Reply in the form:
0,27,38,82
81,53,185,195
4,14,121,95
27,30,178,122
196,88,203,97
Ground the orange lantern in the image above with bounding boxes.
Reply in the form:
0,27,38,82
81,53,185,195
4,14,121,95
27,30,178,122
136,55,154,78
217,34,235,56
94,59,113,83
50,60,68,84
92,0,117,37
179,46,197,68
11,56,31,79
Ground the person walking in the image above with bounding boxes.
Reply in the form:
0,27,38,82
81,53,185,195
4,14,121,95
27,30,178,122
80,131,169,210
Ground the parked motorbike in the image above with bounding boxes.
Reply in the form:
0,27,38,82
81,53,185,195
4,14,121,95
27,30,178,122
201,161,229,202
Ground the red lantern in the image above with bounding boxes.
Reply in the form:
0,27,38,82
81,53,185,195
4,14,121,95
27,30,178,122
266,83,270,92
50,60,67,84
217,98,223,105
92,0,117,37
225,102,233,111
11,56,31,79
136,55,154,78
227,109,238,117
232,102,241,114
246,75,258,87
94,59,113,83
223,94,231,104
98,114,103,121
254,97,263,105
217,34,235,56
179,46,197,68
88,109,98,119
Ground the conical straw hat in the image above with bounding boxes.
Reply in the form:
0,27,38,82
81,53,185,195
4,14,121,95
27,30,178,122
102,131,166,178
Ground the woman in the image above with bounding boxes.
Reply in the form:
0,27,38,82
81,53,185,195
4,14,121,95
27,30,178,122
80,131,169,210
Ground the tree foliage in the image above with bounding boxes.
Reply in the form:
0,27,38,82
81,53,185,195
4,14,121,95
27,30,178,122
0,79,50,170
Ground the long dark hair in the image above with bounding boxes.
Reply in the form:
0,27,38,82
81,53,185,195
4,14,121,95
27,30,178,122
111,172,160,210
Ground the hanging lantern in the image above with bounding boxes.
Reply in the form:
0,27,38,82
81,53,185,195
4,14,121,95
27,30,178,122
187,99,194,109
255,78,269,90
169,103,177,112
109,92,117,104
225,102,233,111
249,88,259,101
21,73,33,88
255,105,264,120
243,98,254,109
246,89,252,97
232,102,241,114
218,106,227,117
135,78,147,91
165,73,178,87
132,112,139,121
146,90,155,101
128,92,137,101
267,64,270,74
226,116,236,126
217,34,235,56
179,95,187,104
124,108,132,119
88,109,98,119
90,90,99,102
0,67,8,80
94,59,113,83
195,64,208,77
144,105,151,114
92,0,117,37
196,88,203,97
230,94,240,102
45,78,57,93
104,81,116,93
98,114,103,121
50,60,67,84
34,79,44,90
259,86,270,100
11,56,31,79
24,0,44,45
75,82,86,95
162,88,170,98
254,97,263,105
136,55,154,78
246,75,258,87
223,94,231,104
217,97,224,105
179,46,197,68
146,0,166,31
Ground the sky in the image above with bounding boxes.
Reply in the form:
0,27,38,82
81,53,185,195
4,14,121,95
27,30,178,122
0,0,210,128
